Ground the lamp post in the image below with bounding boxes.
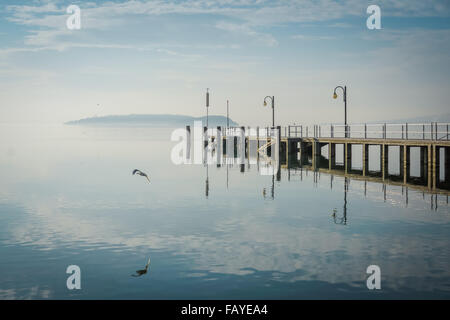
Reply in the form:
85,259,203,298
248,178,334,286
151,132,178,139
333,86,347,138
206,88,210,127
227,100,229,128
263,96,275,127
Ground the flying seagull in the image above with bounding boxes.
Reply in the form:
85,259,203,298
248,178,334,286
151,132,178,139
133,169,150,183
132,258,151,277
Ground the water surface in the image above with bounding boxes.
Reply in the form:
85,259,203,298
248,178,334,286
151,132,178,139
0,125,449,299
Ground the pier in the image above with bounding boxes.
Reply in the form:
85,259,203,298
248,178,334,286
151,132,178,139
190,122,450,194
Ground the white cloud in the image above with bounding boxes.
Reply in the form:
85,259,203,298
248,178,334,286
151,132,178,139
4,0,450,51
216,21,278,47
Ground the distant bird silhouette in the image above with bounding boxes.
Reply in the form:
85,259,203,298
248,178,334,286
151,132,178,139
133,169,150,183
132,258,151,277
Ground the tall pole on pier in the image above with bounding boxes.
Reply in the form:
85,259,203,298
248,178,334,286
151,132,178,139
227,100,229,128
263,96,275,127
333,85,347,138
206,88,210,128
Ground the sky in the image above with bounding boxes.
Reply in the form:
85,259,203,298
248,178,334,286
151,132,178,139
0,0,449,126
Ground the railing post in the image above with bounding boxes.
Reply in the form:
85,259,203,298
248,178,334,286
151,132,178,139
364,124,367,139
319,125,321,138
402,125,404,140
406,123,408,140
435,122,438,140
384,123,387,139
423,124,425,140
431,122,433,141
331,124,334,138
301,126,303,138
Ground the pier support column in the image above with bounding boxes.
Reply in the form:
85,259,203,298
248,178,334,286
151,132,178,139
446,147,450,183
363,144,369,176
420,146,427,179
312,141,317,171
222,135,227,155
329,143,336,170
428,145,432,189
399,146,404,180
300,141,307,165
345,143,352,174
432,145,438,189
433,145,441,189
285,141,289,166
402,146,410,184
381,144,388,181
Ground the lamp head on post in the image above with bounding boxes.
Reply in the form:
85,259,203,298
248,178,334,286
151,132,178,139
263,96,273,107
333,86,346,102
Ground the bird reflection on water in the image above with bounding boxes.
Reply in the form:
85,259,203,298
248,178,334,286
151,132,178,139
131,258,151,277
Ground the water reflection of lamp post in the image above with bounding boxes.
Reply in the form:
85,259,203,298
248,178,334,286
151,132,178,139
271,174,275,199
332,177,348,225
262,175,275,200
333,86,347,138
263,96,275,127
205,166,209,198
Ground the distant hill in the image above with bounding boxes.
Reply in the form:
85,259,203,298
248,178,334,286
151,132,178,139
65,114,238,127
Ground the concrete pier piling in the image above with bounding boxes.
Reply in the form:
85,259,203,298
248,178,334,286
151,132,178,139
329,143,336,170
345,143,352,174
446,147,450,183
381,145,388,180
363,144,369,176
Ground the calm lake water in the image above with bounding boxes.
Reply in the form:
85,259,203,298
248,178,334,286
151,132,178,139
0,124,449,299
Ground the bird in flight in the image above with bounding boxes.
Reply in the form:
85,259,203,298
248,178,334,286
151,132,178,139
133,169,150,183
131,258,151,277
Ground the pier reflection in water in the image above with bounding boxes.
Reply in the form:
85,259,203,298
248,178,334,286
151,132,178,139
202,138,449,215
